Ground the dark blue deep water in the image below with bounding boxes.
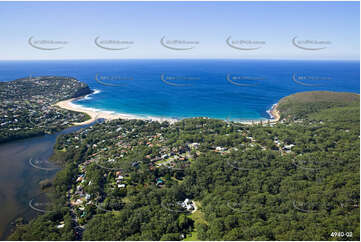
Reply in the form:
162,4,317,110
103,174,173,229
0,59,359,121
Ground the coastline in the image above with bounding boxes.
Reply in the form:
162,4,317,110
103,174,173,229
55,95,281,126
54,97,179,125
231,103,280,125
268,103,281,122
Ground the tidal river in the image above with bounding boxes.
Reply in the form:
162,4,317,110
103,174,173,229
0,124,92,240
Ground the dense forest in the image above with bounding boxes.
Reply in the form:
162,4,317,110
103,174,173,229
8,91,360,241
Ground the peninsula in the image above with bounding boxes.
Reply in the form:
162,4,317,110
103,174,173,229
0,76,92,143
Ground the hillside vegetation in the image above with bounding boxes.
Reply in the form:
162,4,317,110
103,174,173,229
9,91,360,241
277,91,360,121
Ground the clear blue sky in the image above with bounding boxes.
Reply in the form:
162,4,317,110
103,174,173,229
0,1,359,60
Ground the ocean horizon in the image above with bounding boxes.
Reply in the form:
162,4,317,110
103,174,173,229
0,59,359,121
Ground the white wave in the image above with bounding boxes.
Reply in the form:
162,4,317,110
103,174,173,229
266,103,277,119
92,89,101,95
81,89,101,100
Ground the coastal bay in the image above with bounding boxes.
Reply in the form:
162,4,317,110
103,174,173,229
0,0,359,240
55,97,179,125
0,60,359,240
1,60,359,122
54,96,280,125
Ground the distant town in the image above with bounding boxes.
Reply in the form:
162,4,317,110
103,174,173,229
0,76,92,143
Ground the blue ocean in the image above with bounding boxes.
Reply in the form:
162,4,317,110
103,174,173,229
0,59,359,121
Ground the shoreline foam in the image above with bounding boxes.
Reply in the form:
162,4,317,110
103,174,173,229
55,95,280,126
54,96,179,125
268,103,280,122
234,104,280,125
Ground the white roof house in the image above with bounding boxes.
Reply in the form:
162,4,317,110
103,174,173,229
283,144,295,150
181,198,194,211
56,224,65,229
216,146,225,151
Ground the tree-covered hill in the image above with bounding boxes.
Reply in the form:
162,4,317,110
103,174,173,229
8,91,360,241
277,91,360,121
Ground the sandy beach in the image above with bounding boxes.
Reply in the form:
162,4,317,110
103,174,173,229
55,96,281,126
54,97,178,125
238,104,280,125
269,103,281,122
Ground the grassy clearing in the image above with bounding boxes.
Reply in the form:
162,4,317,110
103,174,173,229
183,201,207,241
